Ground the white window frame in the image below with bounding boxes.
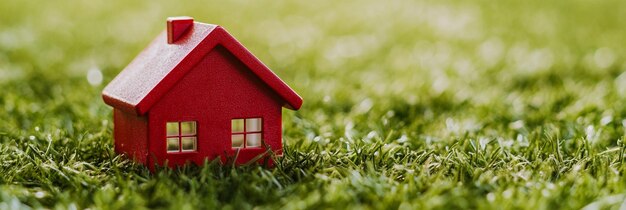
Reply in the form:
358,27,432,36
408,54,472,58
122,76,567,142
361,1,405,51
166,121,197,153
231,118,263,149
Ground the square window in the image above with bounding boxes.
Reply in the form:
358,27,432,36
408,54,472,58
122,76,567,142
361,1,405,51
246,118,262,132
232,134,244,148
167,137,179,152
166,122,179,136
232,119,244,133
181,121,196,135
246,133,262,147
181,137,196,151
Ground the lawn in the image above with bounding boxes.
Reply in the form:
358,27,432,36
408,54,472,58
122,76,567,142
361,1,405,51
1,0,626,209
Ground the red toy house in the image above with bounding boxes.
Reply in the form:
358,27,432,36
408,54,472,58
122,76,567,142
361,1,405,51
102,17,302,168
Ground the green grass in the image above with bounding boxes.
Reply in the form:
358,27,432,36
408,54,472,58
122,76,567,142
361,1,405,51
1,0,626,209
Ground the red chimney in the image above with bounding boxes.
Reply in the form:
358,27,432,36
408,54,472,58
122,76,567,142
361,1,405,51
167,16,194,44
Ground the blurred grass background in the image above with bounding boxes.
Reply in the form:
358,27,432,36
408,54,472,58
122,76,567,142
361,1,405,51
1,0,626,209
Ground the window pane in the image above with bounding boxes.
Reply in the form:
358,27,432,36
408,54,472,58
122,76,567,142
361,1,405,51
232,134,244,148
246,133,261,147
181,121,196,135
181,137,196,151
231,119,244,133
246,118,262,132
166,122,179,136
167,137,179,152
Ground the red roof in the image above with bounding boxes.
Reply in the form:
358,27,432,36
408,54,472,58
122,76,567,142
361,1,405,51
102,22,303,115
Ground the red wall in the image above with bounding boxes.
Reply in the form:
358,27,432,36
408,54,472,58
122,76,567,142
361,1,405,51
147,45,283,167
114,109,149,164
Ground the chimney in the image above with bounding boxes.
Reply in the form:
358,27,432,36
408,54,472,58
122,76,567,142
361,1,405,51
167,16,194,44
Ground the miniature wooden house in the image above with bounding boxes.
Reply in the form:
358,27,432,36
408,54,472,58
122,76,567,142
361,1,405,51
102,17,302,168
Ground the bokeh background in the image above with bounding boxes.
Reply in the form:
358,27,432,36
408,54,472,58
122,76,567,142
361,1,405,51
1,0,626,209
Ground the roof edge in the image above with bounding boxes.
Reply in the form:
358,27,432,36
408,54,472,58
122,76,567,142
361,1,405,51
102,93,141,115
134,23,220,115
213,27,303,110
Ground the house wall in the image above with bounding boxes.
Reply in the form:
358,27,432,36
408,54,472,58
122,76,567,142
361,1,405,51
114,109,149,164
147,45,283,167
